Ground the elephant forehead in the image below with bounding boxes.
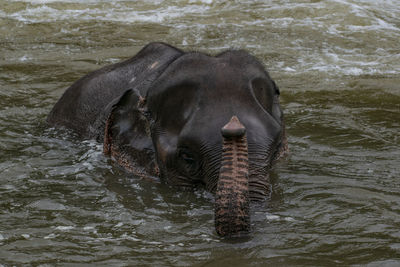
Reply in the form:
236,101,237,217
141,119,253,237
148,61,260,116
147,51,275,129
151,52,266,89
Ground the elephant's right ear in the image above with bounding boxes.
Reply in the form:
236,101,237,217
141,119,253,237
104,89,158,177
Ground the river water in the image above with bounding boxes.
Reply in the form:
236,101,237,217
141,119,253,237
1,0,399,265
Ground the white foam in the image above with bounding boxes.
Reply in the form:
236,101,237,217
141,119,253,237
9,0,121,3
189,0,213,4
2,0,398,77
21,234,30,239
114,222,124,227
44,233,58,239
266,215,280,221
120,233,140,241
2,2,211,24
19,55,31,62
266,214,296,222
284,67,296,72
55,225,74,231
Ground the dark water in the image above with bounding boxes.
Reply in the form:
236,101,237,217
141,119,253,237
1,0,400,265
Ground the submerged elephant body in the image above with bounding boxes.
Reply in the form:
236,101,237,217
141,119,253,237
48,42,288,237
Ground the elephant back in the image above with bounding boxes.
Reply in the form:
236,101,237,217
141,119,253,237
47,42,184,140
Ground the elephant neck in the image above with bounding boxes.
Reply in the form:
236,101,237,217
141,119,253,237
215,135,250,237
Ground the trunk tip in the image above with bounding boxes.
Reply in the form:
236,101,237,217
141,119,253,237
221,115,246,138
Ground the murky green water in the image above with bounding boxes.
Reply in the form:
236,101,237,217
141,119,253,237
1,0,399,265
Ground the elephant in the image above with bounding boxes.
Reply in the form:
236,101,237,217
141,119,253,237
47,42,288,238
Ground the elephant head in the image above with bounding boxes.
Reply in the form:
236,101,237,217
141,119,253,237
103,49,287,237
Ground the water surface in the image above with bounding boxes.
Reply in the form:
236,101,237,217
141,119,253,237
1,0,400,265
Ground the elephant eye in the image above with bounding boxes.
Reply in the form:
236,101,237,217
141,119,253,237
178,148,199,175
180,151,195,165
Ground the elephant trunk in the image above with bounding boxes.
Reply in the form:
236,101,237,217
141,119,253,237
215,116,250,237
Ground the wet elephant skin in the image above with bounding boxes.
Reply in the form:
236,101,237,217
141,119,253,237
47,42,288,237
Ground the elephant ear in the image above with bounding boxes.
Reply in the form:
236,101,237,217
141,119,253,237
104,89,159,177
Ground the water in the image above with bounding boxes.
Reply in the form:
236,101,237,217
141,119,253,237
1,0,399,265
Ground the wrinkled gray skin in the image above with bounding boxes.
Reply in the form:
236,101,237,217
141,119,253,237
48,42,287,237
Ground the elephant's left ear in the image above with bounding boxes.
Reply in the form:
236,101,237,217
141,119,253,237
104,89,158,177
